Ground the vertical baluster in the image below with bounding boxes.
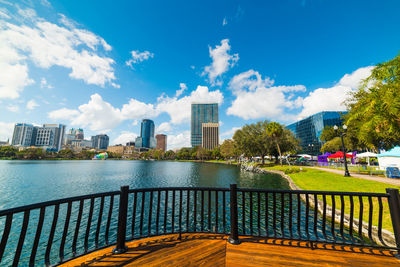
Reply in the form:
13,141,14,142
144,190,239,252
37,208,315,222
186,190,190,232
280,193,284,238
105,196,114,245
201,190,204,232
45,204,59,266
273,192,276,238
322,195,327,240
313,194,318,241
0,214,12,263
194,190,197,231
331,195,336,241
305,193,309,240
208,190,211,232
31,207,46,265
340,195,345,240
223,191,226,234
14,210,30,266
148,191,153,236
377,197,385,245
265,192,269,237
164,190,168,233
215,191,219,233
140,192,145,236
288,193,293,239
84,198,95,252
368,196,373,242
297,193,301,239
358,196,364,242
257,192,261,236
172,190,175,233
179,190,183,235
156,191,160,235
349,195,354,242
131,192,137,239
242,191,246,235
250,192,253,236
95,197,104,247
73,200,84,255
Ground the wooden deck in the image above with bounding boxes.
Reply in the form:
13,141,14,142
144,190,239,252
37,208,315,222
60,234,400,266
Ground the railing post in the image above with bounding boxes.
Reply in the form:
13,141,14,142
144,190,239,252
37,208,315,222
386,188,400,250
113,185,129,254
229,184,240,245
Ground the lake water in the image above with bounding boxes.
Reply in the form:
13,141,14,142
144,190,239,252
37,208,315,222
0,160,288,210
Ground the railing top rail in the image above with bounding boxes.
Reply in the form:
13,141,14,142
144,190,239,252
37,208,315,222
237,187,390,197
0,190,120,216
127,186,229,193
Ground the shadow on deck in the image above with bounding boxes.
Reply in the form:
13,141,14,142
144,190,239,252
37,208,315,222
60,234,400,266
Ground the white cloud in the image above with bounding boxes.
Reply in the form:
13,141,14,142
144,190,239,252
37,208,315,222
156,122,172,133
48,107,80,120
222,17,228,26
203,39,238,85
0,8,117,99
176,83,187,97
40,0,51,7
0,9,10,19
227,69,305,120
7,104,19,112
221,126,241,137
168,131,190,150
298,66,373,119
125,50,154,69
0,122,14,141
120,98,159,120
112,131,138,145
26,99,39,110
40,77,53,89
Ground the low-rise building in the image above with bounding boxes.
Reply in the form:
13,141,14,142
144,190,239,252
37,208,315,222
202,123,219,150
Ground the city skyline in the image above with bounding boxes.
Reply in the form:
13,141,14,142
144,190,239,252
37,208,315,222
1,1,400,149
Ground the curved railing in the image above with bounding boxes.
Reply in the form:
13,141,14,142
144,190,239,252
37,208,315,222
0,185,399,266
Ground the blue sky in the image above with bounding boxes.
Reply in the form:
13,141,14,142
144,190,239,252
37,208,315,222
1,0,400,149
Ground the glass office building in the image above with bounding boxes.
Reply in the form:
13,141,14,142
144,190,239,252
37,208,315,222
287,111,347,155
139,119,155,148
191,103,219,147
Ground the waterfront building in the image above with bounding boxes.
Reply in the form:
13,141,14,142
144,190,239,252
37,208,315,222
135,119,156,149
34,124,66,151
191,103,219,147
156,134,167,151
71,139,92,148
201,123,219,150
126,141,135,146
287,111,347,155
91,134,109,150
11,123,36,147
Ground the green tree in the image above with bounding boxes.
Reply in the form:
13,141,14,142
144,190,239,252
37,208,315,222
0,146,17,158
266,122,284,165
220,139,236,159
233,121,272,165
346,54,400,150
320,126,337,142
165,150,176,159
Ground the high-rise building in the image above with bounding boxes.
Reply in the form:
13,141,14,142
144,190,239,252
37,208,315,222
201,123,219,150
68,128,84,140
136,119,156,149
191,103,218,147
11,123,36,146
34,124,66,151
156,134,167,151
287,111,347,155
91,134,109,150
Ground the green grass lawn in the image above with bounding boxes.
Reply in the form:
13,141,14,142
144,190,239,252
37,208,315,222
261,165,398,233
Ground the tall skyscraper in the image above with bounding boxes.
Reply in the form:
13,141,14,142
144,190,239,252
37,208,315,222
191,103,218,147
156,134,167,151
136,119,156,149
287,111,347,155
11,123,36,147
201,123,219,150
91,134,109,150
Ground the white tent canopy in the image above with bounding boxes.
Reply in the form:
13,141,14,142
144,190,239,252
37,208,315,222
357,152,377,158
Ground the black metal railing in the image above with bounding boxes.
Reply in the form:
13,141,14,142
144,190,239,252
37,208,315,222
0,185,400,266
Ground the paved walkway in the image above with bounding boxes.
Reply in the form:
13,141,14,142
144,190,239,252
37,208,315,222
310,167,400,187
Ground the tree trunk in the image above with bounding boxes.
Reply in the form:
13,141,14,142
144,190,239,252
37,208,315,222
276,143,282,166
261,154,265,165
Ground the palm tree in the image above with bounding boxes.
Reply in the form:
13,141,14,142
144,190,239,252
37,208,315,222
266,122,284,165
